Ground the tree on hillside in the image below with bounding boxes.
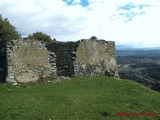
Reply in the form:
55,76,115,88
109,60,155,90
0,15,21,42
28,32,52,44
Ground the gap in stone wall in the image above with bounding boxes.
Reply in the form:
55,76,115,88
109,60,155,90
47,41,79,76
0,40,7,83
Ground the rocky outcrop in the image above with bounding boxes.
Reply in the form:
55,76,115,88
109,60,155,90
6,40,57,84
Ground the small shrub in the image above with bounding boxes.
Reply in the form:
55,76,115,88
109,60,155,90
90,36,97,40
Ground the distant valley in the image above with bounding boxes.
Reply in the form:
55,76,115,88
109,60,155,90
116,49,160,92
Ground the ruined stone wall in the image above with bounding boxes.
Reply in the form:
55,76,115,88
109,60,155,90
6,40,57,84
74,39,118,76
47,41,79,76
1,38,118,84
47,39,118,77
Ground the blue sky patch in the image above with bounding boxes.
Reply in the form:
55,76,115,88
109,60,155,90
63,0,74,5
118,3,136,11
110,12,145,22
63,0,89,7
80,0,89,7
118,3,151,11
111,3,150,22
124,12,145,22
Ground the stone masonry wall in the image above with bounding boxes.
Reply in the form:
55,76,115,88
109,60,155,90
47,39,118,77
74,39,118,76
3,38,118,84
6,40,57,84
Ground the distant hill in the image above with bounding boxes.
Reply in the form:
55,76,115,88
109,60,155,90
116,49,160,57
116,44,160,50
116,45,135,50
117,49,160,92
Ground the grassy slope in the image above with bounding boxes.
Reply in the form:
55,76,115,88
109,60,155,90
0,76,159,120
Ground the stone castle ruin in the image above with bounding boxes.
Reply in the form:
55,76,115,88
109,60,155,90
47,39,118,77
1,38,118,84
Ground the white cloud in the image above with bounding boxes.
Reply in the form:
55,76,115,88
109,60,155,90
73,0,81,4
0,0,160,47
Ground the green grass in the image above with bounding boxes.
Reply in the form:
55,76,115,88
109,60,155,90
0,76,160,120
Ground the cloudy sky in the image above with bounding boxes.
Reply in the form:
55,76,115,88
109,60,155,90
0,0,160,48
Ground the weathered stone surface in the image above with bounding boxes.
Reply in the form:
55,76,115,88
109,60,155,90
6,40,57,84
47,39,119,77
3,38,118,84
74,39,118,76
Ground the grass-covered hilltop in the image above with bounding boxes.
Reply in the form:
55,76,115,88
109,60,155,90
0,15,160,120
0,76,159,120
